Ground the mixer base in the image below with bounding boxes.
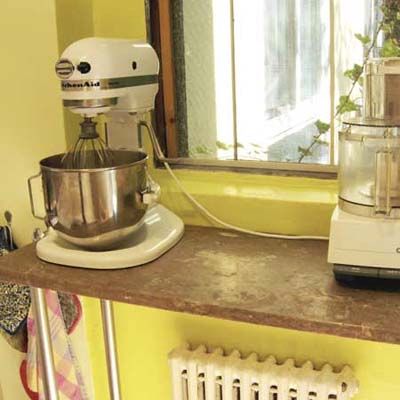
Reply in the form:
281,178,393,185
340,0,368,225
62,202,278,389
36,205,184,269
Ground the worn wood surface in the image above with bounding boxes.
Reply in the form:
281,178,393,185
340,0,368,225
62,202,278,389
1,226,399,344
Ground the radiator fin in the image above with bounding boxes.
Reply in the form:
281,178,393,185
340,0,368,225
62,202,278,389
169,345,358,400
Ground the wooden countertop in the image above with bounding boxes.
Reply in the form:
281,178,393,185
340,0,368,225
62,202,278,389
1,226,399,344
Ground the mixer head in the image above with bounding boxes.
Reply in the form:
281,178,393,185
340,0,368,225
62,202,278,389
55,38,159,117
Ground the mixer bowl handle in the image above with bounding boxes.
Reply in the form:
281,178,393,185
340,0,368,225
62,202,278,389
139,169,161,207
141,180,161,206
28,172,45,221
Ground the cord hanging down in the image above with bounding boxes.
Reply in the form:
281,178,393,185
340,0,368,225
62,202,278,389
138,118,329,241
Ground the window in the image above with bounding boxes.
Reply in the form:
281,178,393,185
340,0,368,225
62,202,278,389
149,0,379,175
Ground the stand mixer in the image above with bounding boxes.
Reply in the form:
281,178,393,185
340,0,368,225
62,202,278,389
29,37,184,269
329,58,400,281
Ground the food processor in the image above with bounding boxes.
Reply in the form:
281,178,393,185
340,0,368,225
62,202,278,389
28,38,184,269
329,58,400,281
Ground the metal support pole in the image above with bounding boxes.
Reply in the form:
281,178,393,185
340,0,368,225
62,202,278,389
101,299,122,400
30,287,59,400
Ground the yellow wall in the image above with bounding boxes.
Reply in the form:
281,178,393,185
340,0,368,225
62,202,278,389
84,301,400,400
152,168,337,237
0,0,65,245
54,0,95,147
92,0,146,39
0,1,395,399
65,2,399,400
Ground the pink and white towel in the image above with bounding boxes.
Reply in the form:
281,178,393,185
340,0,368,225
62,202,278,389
23,290,88,400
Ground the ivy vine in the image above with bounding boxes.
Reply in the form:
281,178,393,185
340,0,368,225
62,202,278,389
298,0,400,163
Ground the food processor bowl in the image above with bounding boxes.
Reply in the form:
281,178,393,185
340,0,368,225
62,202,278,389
338,124,400,218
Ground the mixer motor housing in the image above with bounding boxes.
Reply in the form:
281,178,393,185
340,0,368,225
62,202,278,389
55,37,159,117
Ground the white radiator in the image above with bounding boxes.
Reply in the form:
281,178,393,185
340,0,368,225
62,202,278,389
168,345,358,400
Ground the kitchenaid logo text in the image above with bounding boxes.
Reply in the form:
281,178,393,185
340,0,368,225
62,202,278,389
62,81,101,89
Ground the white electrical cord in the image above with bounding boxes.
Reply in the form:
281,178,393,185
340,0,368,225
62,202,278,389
139,119,329,241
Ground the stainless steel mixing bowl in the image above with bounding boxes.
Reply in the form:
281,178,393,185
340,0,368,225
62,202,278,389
29,150,153,250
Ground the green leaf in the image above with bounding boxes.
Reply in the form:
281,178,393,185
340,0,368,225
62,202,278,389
314,120,330,134
354,33,371,45
336,96,359,114
297,146,313,157
381,38,400,57
343,64,363,82
216,140,230,150
315,139,329,146
382,22,394,34
194,145,211,154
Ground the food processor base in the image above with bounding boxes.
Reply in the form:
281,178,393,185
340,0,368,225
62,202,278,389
333,264,400,290
334,264,400,279
329,206,400,281
36,205,184,269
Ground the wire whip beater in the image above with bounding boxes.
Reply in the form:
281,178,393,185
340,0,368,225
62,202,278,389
61,117,114,169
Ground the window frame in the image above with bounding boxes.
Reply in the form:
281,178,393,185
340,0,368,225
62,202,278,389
147,0,338,179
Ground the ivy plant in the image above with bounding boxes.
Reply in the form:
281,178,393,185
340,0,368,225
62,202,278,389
297,0,400,163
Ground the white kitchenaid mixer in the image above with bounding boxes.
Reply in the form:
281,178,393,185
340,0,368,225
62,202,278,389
30,37,184,269
329,58,400,281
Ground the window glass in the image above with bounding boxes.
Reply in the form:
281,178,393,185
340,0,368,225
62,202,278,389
170,0,377,165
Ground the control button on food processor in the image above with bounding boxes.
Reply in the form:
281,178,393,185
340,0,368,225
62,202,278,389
77,62,91,74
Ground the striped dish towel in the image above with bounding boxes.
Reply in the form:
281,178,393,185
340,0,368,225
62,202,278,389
25,290,88,400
